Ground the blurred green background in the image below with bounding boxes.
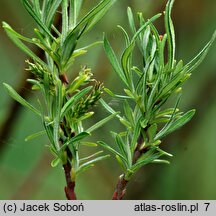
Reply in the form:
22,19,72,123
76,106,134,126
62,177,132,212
0,0,216,200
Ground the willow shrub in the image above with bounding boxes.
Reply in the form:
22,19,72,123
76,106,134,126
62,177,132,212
3,0,215,199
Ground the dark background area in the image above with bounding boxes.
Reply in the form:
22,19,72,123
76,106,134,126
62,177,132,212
0,0,216,199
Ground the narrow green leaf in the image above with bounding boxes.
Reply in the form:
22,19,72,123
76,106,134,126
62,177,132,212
72,132,91,143
80,151,104,162
33,0,41,18
99,99,119,116
142,25,151,62
132,151,163,172
147,123,157,142
76,164,94,175
115,134,128,160
121,42,135,86
25,130,46,141
3,83,41,116
60,86,92,118
74,0,116,36
70,132,90,144
123,100,134,125
62,0,69,43
158,33,167,68
184,30,216,73
77,155,110,174
130,120,141,152
53,80,63,151
157,148,173,157
80,142,98,147
104,37,128,86
147,75,160,110
155,109,195,140
97,141,126,162
165,0,175,69
61,132,90,150
22,0,56,40
2,22,47,68
62,0,116,65
43,121,55,147
155,108,179,118
157,70,186,99
86,113,118,133
124,89,134,99
46,144,58,157
27,79,43,91
84,0,116,33
116,155,128,172
61,30,79,66
75,112,94,123
51,157,61,167
117,25,130,47
151,159,170,164
104,87,115,97
69,0,83,28
2,22,33,43
132,13,162,42
45,0,62,29
127,7,136,34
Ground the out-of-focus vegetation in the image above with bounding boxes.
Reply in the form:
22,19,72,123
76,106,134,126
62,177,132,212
0,0,216,199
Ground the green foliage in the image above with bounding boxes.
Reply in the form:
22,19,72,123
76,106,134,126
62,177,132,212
102,0,216,181
2,0,215,199
3,0,116,181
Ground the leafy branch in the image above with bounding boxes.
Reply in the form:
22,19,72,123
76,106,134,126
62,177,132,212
102,0,216,199
2,0,215,200
3,0,117,200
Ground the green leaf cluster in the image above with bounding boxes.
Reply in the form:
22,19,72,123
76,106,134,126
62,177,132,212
102,0,216,180
3,0,117,179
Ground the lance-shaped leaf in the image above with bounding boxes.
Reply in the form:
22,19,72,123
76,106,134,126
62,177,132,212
2,22,47,68
62,0,117,65
61,132,91,150
25,130,46,141
104,37,128,86
121,42,135,86
131,150,163,172
60,86,92,118
45,0,63,29
51,157,61,167
61,0,69,43
127,7,136,34
79,151,104,162
154,109,195,140
84,0,117,33
22,0,56,40
74,0,116,36
53,80,63,151
165,0,175,69
184,30,216,73
76,155,110,175
69,0,84,28
97,141,126,162
3,83,41,116
86,113,118,133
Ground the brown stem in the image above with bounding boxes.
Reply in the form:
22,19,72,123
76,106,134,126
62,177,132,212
63,147,77,200
112,133,146,200
112,174,128,200
63,163,76,200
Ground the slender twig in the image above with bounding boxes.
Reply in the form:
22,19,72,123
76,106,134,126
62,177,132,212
112,133,146,200
112,174,128,200
63,147,77,200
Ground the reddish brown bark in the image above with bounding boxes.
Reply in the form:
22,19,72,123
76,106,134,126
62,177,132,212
112,175,128,200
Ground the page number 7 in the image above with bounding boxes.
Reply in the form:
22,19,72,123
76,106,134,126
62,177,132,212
204,203,210,211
